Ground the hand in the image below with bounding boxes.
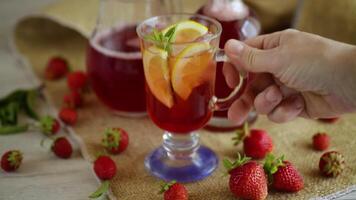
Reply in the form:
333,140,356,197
224,29,356,124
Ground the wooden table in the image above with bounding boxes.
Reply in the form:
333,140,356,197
0,1,354,199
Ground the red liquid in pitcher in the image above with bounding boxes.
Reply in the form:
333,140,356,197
87,25,146,113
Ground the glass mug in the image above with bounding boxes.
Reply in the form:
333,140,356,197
137,14,248,182
86,0,181,117
197,0,261,131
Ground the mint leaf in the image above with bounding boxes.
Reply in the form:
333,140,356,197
144,26,177,53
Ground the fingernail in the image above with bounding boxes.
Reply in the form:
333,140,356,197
265,87,279,102
226,40,244,55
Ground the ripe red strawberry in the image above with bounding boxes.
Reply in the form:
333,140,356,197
160,180,188,200
312,133,330,151
319,151,345,177
1,150,23,172
233,123,273,159
89,156,117,199
224,153,268,200
45,57,69,80
318,117,339,123
102,128,129,154
39,115,60,135
94,155,117,180
59,107,77,125
63,90,83,108
264,154,304,192
67,71,88,91
52,137,73,159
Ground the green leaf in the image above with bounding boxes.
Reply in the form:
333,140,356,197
0,90,26,107
263,153,285,183
144,26,177,53
89,180,110,199
232,122,249,146
102,128,120,149
159,180,176,194
24,89,39,120
39,115,55,135
0,102,20,125
0,124,29,135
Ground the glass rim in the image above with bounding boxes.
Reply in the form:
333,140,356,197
136,13,222,45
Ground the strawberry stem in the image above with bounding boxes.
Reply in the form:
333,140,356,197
89,180,110,199
263,154,285,183
223,153,251,173
232,122,249,146
159,180,176,194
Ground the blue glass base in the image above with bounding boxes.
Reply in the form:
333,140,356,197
144,145,218,183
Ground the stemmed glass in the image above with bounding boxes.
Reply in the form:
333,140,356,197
137,14,247,182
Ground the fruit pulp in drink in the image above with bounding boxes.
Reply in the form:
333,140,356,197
86,25,146,113
144,46,216,133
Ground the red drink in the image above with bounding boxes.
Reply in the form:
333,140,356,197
86,25,146,114
147,82,214,133
197,0,260,130
142,44,216,133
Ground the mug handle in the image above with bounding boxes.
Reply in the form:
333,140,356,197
210,49,248,111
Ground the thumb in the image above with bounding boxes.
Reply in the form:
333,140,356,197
224,39,280,74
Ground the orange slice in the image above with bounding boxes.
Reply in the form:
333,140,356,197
163,20,208,43
143,46,174,108
171,42,213,100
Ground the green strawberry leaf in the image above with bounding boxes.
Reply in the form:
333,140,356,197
263,153,285,183
232,122,249,146
224,153,251,174
89,180,110,199
7,150,22,168
102,128,120,149
159,180,176,194
39,116,55,135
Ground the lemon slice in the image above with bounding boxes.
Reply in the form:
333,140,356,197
163,20,208,43
171,42,214,100
143,46,174,108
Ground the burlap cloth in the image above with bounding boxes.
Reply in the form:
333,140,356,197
12,0,356,199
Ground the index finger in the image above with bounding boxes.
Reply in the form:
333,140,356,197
244,31,283,50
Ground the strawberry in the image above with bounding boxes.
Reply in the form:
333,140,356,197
1,150,23,172
160,180,188,200
233,123,273,159
224,153,268,200
89,155,117,199
63,90,83,108
318,117,339,123
67,71,88,92
264,154,304,192
102,128,129,154
45,57,69,80
52,137,73,159
93,155,117,180
319,151,345,177
59,107,77,125
312,132,330,151
39,115,60,135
